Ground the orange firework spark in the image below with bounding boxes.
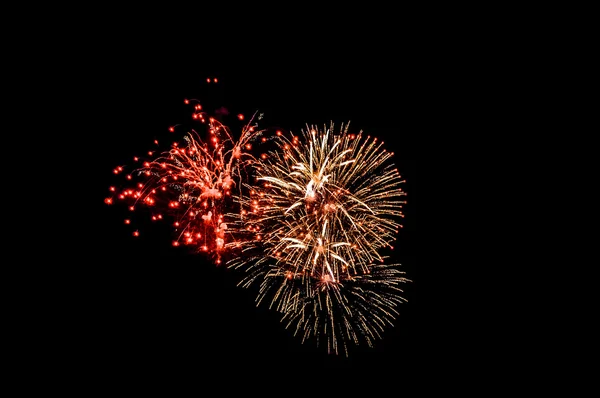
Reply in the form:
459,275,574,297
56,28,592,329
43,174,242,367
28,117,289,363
105,92,267,265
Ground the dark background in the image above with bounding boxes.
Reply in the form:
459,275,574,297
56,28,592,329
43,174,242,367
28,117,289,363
25,12,543,392
73,58,420,381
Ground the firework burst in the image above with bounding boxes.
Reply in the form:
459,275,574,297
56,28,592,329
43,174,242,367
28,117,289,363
104,77,411,355
105,97,265,265
227,122,410,354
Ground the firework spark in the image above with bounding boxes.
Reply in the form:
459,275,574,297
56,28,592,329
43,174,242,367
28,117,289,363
105,97,266,264
227,122,409,355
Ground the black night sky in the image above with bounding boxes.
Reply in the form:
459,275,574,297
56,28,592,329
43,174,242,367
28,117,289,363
83,58,418,380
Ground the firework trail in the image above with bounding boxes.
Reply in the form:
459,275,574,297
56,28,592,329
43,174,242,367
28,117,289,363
227,122,410,355
104,95,266,264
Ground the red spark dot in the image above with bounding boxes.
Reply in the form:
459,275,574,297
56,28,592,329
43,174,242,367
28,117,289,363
213,78,218,83
276,130,282,136
129,206,135,211
104,198,113,205
133,231,139,237
237,114,244,120
124,219,131,224
173,241,179,246
109,186,115,191
206,78,211,83
169,126,175,132
184,99,189,104
154,140,158,145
